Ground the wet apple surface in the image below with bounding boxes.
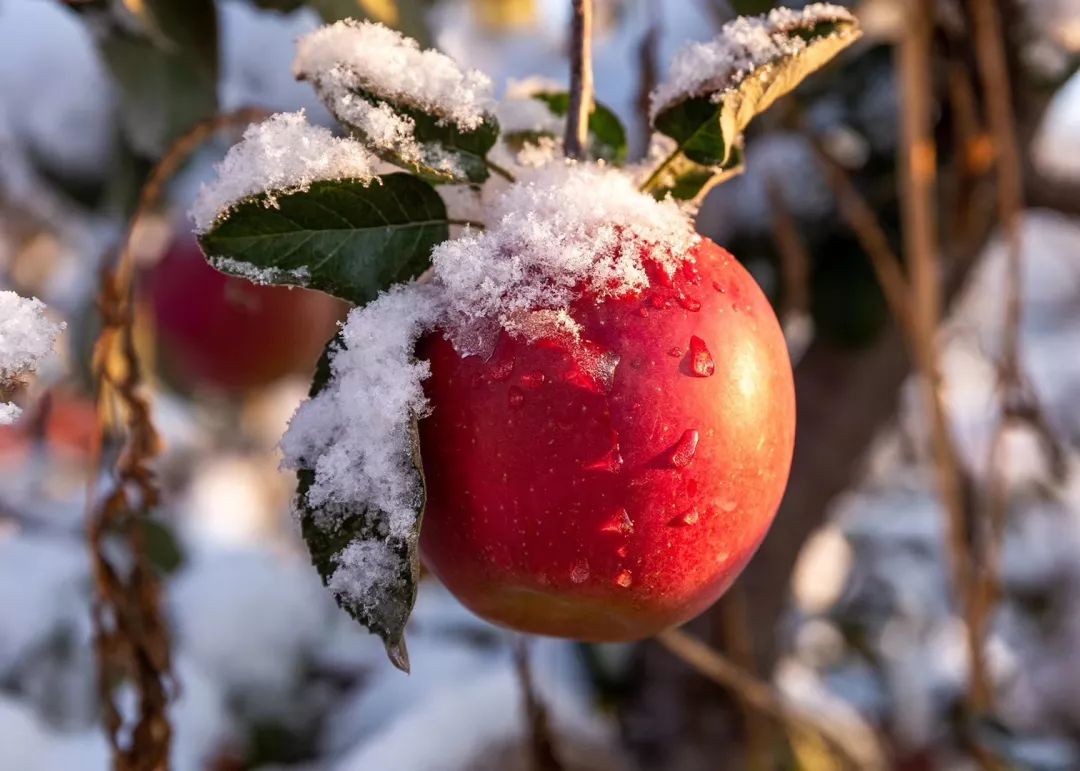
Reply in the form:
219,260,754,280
418,238,796,640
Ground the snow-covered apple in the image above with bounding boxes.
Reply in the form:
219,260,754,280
193,10,858,661
146,234,345,392
417,237,795,640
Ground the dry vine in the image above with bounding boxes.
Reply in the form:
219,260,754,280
87,107,268,771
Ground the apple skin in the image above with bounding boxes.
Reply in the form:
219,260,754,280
146,235,345,393
417,238,796,641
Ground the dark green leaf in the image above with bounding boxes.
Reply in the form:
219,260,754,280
197,175,449,305
141,517,185,576
340,90,500,184
646,147,744,204
297,335,426,671
645,6,859,198
530,92,628,163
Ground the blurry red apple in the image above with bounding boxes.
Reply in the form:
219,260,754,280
418,238,795,640
145,235,345,393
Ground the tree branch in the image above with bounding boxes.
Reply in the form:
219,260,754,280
564,0,594,160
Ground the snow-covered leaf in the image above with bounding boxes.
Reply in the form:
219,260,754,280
295,334,426,672
295,21,498,183
645,5,859,196
505,92,627,163
197,175,449,305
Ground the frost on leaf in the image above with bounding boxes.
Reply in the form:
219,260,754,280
0,292,65,425
281,286,442,670
644,3,860,201
294,20,499,183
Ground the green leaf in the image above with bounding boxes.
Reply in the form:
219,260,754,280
646,147,745,204
197,175,450,305
338,90,500,184
529,92,628,164
644,6,859,198
296,335,426,671
84,0,219,158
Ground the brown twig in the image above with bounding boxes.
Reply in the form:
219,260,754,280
657,628,884,770
966,0,1067,716
895,0,994,725
86,107,268,771
634,2,661,153
512,637,565,771
564,0,594,160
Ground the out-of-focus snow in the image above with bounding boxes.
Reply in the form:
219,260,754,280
784,210,1080,759
0,0,116,182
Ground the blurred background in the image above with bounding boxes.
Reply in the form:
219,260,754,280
2,0,1080,768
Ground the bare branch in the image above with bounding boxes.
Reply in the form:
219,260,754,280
564,0,594,160
87,107,269,771
512,637,565,771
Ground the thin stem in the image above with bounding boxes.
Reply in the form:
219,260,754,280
485,158,516,182
657,628,884,770
564,0,594,160
895,1,994,721
512,637,565,771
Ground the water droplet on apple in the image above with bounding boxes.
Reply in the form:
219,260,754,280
713,281,726,294
585,444,623,473
520,370,545,388
616,545,629,558
668,429,700,468
569,342,620,394
678,294,701,312
688,335,715,377
489,355,514,382
614,569,633,588
508,386,525,408
667,346,682,358
570,560,590,584
600,507,634,535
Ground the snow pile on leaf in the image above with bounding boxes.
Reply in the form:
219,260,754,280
294,21,494,131
190,111,377,232
294,21,495,177
650,3,855,118
432,162,699,352
0,291,64,425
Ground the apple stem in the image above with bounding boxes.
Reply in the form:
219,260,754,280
564,0,594,161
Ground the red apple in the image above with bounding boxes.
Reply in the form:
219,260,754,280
417,238,796,641
145,235,345,393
